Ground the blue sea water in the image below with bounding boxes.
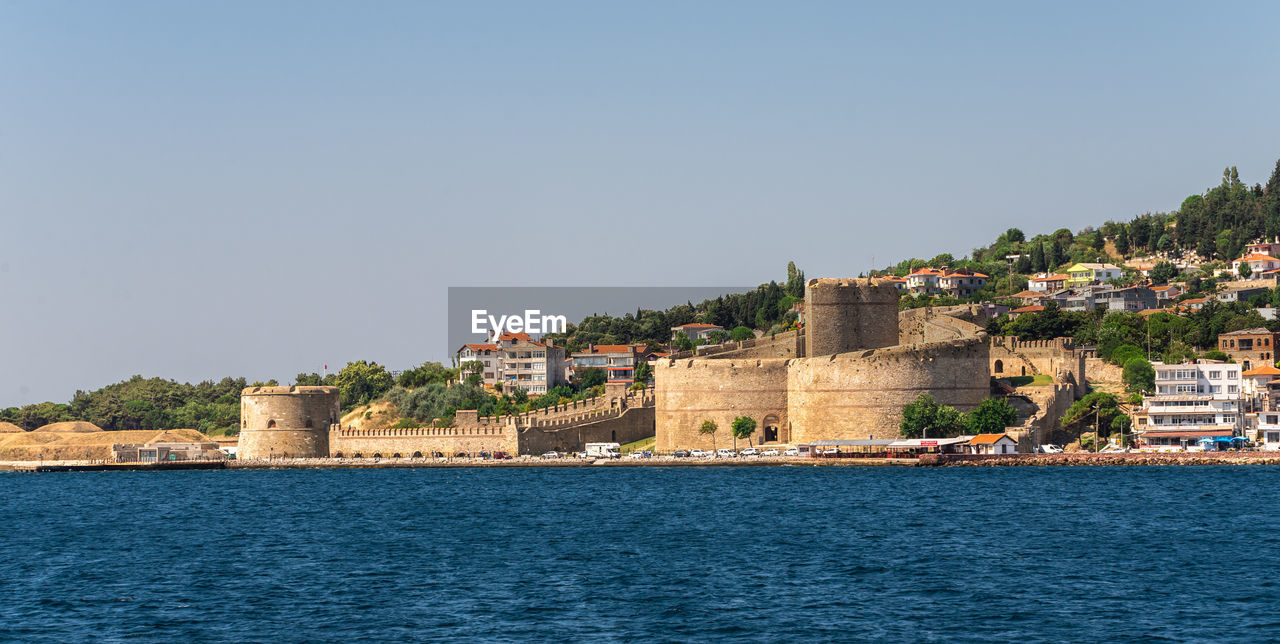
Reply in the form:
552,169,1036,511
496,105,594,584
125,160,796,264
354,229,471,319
3,465,1279,642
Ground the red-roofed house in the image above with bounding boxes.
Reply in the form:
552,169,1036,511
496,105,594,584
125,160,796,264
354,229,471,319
671,323,724,342
1012,290,1047,306
906,268,945,295
1007,305,1044,320
966,434,1018,454
1029,272,1070,293
938,269,989,298
1233,253,1280,279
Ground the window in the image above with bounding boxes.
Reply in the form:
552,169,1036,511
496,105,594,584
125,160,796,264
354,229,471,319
1209,371,1221,380
1227,385,1239,394
1210,385,1221,393
1228,371,1238,379
1268,415,1279,425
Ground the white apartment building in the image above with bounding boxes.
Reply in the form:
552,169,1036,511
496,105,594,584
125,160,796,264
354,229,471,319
1138,361,1243,449
497,332,566,396
455,332,566,395
456,343,503,386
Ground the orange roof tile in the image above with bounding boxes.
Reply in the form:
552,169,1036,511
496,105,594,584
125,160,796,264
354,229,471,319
969,433,1012,445
497,332,534,342
1010,305,1045,313
1013,290,1045,298
460,343,498,352
1243,366,1280,376
1236,253,1280,262
673,323,721,329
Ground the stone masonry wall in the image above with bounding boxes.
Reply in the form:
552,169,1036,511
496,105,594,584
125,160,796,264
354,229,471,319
653,358,790,451
517,406,655,454
787,337,990,442
804,278,899,357
240,386,341,459
330,426,517,457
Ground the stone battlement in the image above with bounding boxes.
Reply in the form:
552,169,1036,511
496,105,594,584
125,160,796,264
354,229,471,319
241,385,339,396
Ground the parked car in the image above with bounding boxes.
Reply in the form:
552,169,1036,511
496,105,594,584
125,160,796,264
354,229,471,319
762,449,780,456
716,448,736,458
739,448,760,456
541,451,560,459
689,449,711,458
783,448,800,456
628,451,649,459
673,450,691,458
1036,444,1064,454
492,451,512,460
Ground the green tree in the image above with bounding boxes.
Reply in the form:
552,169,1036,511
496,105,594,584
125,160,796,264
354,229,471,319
730,326,755,341
699,419,718,452
1031,242,1047,273
1062,391,1122,439
1239,261,1253,279
963,398,1019,435
731,416,757,449
900,394,966,439
1150,261,1178,284
576,367,607,390
1115,227,1130,256
673,334,694,352
1005,227,1025,243
1122,358,1155,393
633,361,652,383
334,360,396,410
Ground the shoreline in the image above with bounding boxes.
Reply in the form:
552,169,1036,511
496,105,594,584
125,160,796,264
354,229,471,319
7,451,1280,471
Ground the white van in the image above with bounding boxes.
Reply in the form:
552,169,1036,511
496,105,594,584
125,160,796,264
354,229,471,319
584,443,621,459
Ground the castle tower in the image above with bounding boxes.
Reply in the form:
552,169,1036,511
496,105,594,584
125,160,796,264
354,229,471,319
804,278,900,357
238,386,340,459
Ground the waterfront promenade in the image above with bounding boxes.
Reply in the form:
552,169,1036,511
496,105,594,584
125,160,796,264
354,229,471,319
9,451,1280,471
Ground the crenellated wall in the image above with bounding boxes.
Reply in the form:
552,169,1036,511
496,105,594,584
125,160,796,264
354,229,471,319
989,336,1086,397
653,282,996,450
329,425,517,457
804,278,900,357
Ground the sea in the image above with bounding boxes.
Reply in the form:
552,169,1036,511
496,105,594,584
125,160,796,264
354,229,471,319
2,465,1278,642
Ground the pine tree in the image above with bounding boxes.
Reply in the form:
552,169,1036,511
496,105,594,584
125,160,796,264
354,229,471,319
1031,242,1047,273
1115,227,1130,256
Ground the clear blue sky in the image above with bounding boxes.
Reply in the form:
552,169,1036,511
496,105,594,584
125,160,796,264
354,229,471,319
3,1,1279,406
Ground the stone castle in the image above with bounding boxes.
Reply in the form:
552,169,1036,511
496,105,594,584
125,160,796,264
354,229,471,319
238,385,341,459
655,278,994,450
235,277,1086,458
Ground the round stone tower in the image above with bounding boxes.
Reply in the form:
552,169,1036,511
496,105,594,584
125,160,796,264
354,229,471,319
804,278,900,357
238,386,340,459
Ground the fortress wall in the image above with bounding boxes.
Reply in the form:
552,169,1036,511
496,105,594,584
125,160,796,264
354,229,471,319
239,386,340,459
899,305,988,345
329,426,517,457
653,358,789,451
804,278,899,357
517,406,655,454
786,337,991,442
990,337,1086,396
698,330,806,360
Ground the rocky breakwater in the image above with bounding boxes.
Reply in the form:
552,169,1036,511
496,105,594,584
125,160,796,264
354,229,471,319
923,452,1280,466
